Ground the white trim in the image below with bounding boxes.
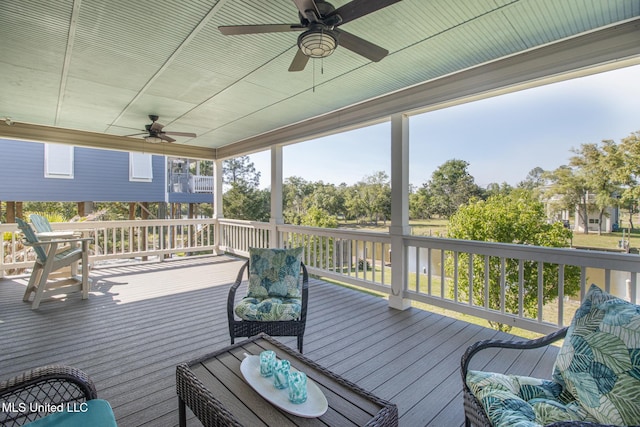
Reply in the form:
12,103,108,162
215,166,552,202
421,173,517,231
129,152,153,182
44,143,74,179
389,113,411,310
270,145,284,249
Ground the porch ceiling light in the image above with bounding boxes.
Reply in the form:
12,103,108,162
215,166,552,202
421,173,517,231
144,136,163,143
298,27,337,58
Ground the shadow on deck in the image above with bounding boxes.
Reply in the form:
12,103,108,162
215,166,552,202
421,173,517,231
0,255,560,426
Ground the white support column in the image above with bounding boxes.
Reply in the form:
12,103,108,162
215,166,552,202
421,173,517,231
270,145,284,248
213,159,224,254
389,113,411,310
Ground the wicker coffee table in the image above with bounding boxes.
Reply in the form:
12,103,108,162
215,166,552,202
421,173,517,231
176,333,398,426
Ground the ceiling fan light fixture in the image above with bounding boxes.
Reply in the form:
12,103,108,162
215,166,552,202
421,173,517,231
144,136,163,143
298,28,337,58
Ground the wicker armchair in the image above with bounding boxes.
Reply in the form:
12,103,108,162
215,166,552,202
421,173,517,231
0,365,99,426
461,327,639,427
228,259,309,353
461,285,640,427
461,328,566,427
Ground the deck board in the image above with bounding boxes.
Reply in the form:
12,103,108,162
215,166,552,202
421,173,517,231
0,255,561,426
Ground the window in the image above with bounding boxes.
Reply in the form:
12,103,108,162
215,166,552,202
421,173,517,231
129,152,153,182
44,143,74,179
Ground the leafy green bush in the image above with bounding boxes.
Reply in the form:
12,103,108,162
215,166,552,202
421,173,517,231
446,190,579,331
357,258,371,271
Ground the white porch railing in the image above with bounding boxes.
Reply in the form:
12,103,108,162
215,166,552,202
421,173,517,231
404,236,640,335
277,224,393,296
217,219,271,256
189,175,213,193
3,218,639,335
215,220,640,334
1,219,217,275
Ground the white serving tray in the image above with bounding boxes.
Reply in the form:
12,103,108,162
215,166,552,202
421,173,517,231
240,354,328,418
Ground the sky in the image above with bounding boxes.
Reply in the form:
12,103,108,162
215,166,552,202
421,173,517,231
248,64,640,188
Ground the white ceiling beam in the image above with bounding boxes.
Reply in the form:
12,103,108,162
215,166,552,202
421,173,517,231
0,121,216,160
55,0,81,126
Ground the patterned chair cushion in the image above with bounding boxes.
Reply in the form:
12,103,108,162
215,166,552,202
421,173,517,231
467,284,640,426
552,284,640,425
248,247,303,298
466,370,598,426
234,296,302,321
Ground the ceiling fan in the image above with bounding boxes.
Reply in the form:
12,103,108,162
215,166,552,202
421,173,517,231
126,115,197,143
219,0,401,71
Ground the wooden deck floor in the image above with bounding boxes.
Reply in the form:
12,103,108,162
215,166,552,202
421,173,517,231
0,255,560,426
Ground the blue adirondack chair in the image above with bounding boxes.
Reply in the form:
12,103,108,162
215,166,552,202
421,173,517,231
16,218,91,309
29,213,83,236
29,214,54,233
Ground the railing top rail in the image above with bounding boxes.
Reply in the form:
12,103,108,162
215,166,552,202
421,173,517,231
14,218,214,228
217,219,271,229
277,224,392,242
0,223,18,232
0,218,217,234
405,235,640,272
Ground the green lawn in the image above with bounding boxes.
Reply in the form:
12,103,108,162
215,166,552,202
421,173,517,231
570,230,638,252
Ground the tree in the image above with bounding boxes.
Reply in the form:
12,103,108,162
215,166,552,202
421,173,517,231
613,131,640,230
543,165,591,233
364,171,391,225
485,182,513,198
569,141,621,234
344,172,391,224
409,186,433,219
300,206,338,228
283,176,315,224
222,155,267,221
223,155,260,188
223,182,270,221
24,202,77,220
447,191,579,331
282,177,346,226
426,159,483,218
517,167,546,191
189,160,213,176
302,181,345,219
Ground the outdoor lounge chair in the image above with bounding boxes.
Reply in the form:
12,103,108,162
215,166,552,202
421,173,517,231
29,214,54,233
16,218,91,309
29,213,83,237
0,365,116,426
461,284,640,427
28,213,81,259
227,247,309,352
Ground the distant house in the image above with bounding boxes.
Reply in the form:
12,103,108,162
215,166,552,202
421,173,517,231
543,190,619,233
573,202,619,233
0,138,213,219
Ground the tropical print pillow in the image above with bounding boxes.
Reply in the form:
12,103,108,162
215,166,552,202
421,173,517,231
234,296,302,321
552,284,640,425
466,370,597,426
247,247,303,298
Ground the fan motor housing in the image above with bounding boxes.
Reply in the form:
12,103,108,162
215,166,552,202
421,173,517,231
299,1,338,26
